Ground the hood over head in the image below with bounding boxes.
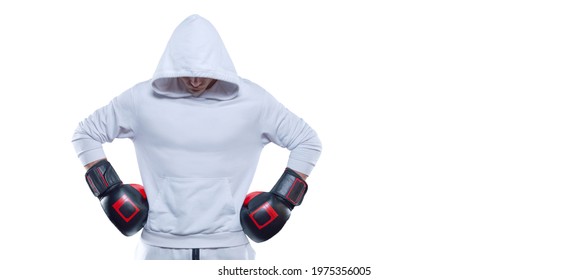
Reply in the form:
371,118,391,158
151,15,239,100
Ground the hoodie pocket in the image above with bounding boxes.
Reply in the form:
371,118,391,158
147,176,240,235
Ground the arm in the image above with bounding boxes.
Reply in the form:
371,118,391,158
293,170,308,180
260,93,322,177
84,158,105,170
240,93,321,242
72,89,136,166
74,90,146,236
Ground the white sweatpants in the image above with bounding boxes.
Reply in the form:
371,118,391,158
135,240,256,260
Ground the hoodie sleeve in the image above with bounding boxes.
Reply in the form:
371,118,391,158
260,93,322,176
72,88,136,166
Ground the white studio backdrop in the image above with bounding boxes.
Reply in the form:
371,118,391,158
0,0,587,279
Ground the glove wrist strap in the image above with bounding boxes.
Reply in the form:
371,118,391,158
85,160,122,197
270,168,308,208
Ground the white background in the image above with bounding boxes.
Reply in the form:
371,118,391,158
0,0,587,279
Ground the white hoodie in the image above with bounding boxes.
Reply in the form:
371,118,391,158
72,15,321,248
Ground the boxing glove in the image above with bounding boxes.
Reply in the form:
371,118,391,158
85,159,148,236
240,168,308,242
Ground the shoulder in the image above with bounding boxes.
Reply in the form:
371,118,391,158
119,79,155,101
131,80,153,94
238,78,275,102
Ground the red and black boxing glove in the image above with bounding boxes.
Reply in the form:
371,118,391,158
85,160,148,236
240,168,308,242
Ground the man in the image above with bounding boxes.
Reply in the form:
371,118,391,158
72,14,321,260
